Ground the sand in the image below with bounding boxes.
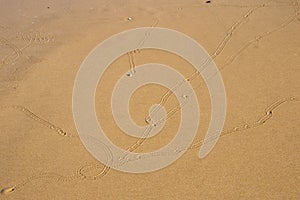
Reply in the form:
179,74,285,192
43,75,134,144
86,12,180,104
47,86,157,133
0,0,299,199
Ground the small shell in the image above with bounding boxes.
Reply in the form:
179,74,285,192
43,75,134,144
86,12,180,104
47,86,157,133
1,187,15,195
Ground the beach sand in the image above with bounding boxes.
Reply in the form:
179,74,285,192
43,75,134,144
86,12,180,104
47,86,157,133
0,0,299,199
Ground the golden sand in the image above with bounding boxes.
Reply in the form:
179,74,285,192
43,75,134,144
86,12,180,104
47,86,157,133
0,0,299,199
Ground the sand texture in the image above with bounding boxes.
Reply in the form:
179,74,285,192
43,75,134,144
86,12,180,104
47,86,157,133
0,0,300,199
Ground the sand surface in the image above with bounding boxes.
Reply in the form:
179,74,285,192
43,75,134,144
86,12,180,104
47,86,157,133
0,0,300,199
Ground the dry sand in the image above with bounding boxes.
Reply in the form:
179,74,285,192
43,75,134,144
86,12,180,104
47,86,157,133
0,0,300,199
